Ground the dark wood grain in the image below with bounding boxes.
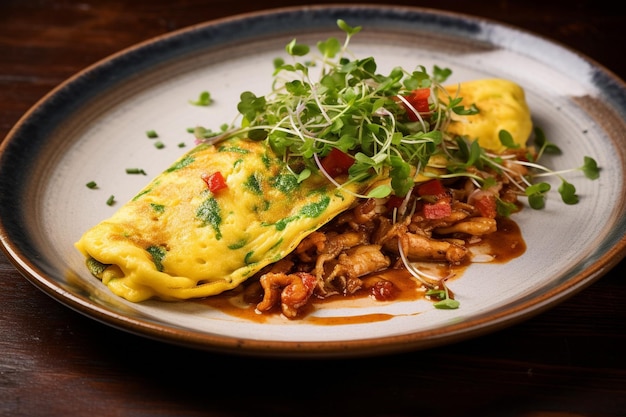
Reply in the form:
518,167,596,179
1,1,625,416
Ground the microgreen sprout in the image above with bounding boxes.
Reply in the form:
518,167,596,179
436,124,599,210
504,127,600,208
198,19,477,199
426,285,460,309
189,91,212,106
193,18,599,212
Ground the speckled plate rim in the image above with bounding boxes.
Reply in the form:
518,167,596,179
1,4,626,358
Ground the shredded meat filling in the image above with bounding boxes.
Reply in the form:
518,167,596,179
251,176,523,318
256,272,317,318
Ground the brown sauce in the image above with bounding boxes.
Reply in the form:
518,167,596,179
473,217,527,263
195,216,526,325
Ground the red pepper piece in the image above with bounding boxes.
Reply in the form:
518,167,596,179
397,88,431,121
475,194,497,219
320,148,355,177
407,88,431,111
423,198,452,219
418,179,452,219
417,179,446,197
202,171,228,193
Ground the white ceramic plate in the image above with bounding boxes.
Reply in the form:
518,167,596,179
1,5,625,358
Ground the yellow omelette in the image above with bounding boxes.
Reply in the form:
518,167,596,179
75,79,532,303
443,78,532,152
75,138,369,302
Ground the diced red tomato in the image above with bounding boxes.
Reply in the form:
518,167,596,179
423,198,452,219
475,194,497,219
202,171,228,193
417,179,446,197
397,88,431,121
320,147,355,177
418,179,452,219
407,88,431,111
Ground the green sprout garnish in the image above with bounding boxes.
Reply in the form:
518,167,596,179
189,91,212,106
199,19,482,199
511,127,600,208
426,285,460,310
194,19,598,209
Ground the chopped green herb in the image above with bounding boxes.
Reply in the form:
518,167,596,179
86,257,108,277
244,251,254,265
106,195,115,206
154,141,165,149
132,188,152,201
166,155,194,172
126,168,147,175
227,239,247,250
150,203,165,213
146,130,158,138
244,173,263,195
146,245,167,272
270,173,299,194
196,196,222,239
275,216,297,231
86,181,98,189
299,196,330,218
178,142,186,148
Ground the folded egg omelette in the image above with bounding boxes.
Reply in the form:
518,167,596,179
75,137,369,302
75,78,532,303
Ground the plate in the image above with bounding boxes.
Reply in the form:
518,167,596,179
1,5,626,358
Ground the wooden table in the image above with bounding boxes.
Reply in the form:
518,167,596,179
2,1,625,416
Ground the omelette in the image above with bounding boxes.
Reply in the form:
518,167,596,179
75,137,370,302
75,78,533,303
442,78,532,152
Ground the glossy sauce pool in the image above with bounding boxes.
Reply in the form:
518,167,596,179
195,217,526,324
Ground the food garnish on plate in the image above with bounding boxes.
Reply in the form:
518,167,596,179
75,20,599,319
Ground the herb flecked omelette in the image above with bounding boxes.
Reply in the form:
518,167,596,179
74,78,533,303
75,137,369,302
